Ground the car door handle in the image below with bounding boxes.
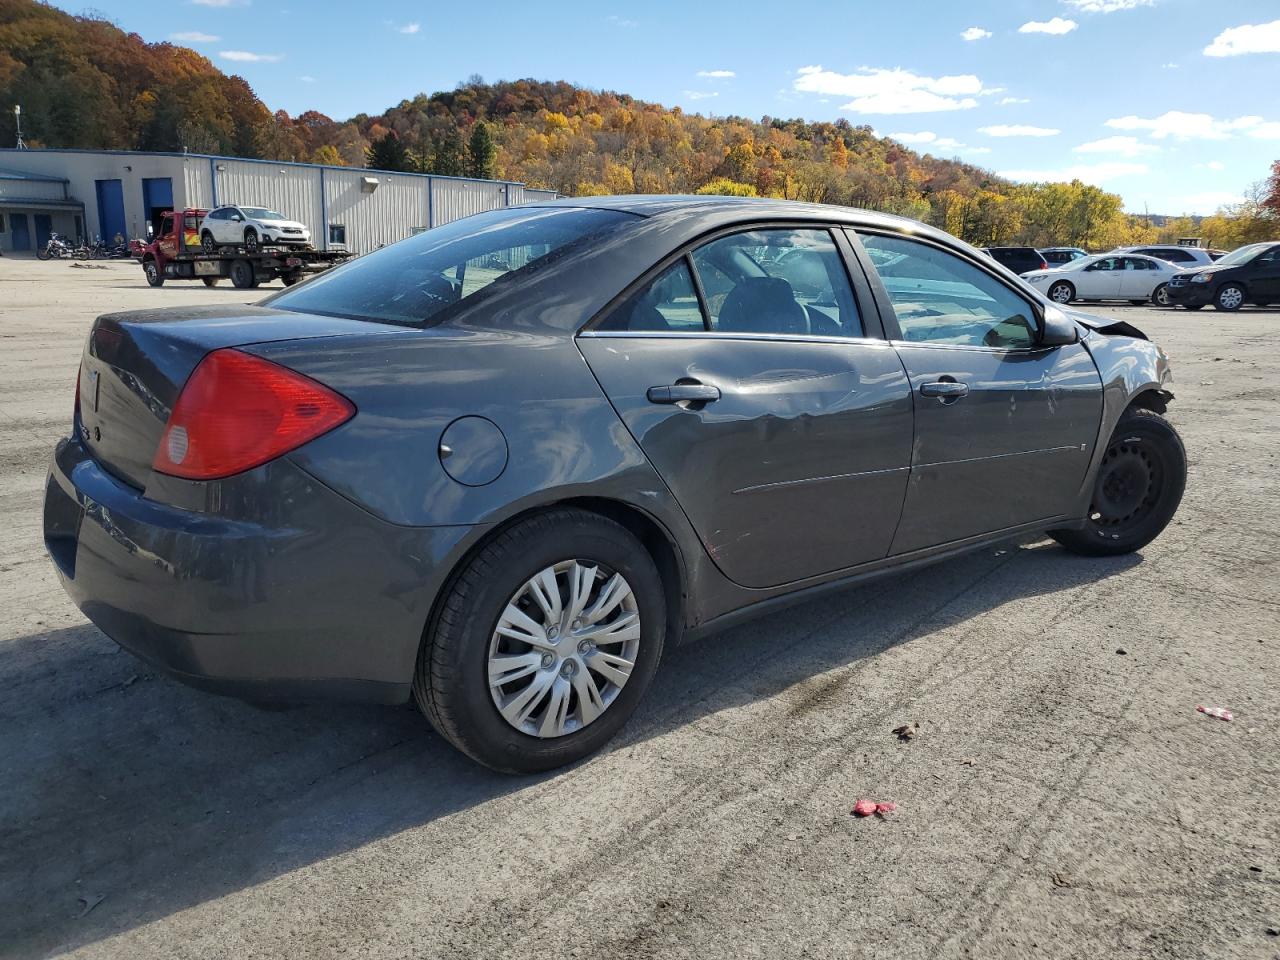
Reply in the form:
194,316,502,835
919,380,969,399
647,383,721,404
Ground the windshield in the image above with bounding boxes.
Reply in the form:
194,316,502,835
266,206,634,326
1213,242,1271,266
242,207,288,221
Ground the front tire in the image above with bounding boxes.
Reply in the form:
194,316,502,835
36,245,51,261
1050,407,1186,557
243,228,260,253
414,509,667,774
1048,280,1075,305
201,231,217,254
1214,283,1245,312
143,259,164,287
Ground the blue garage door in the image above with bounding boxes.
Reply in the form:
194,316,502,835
34,214,53,249
95,179,126,243
10,213,31,250
142,177,173,237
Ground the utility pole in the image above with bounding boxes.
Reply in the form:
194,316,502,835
14,104,26,149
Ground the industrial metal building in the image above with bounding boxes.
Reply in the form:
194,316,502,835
0,148,558,255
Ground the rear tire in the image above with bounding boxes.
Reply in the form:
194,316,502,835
1183,304,1204,311
143,259,164,287
1152,284,1170,307
1048,280,1075,305
280,270,302,287
229,259,255,289
413,508,667,774
1214,283,1245,311
1050,407,1186,557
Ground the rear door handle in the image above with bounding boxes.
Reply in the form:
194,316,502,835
919,380,969,399
647,383,721,404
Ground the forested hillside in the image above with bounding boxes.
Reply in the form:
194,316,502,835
3,0,1276,250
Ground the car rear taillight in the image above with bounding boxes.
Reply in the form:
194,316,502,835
1040,260,1049,270
152,348,355,480
74,363,81,420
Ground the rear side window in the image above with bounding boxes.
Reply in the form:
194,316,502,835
600,227,863,337
267,207,633,326
858,232,1038,349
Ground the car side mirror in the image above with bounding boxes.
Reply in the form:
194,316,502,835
231,214,242,222
1039,305,1080,347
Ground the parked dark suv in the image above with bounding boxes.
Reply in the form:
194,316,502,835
981,246,1048,274
1164,241,1280,311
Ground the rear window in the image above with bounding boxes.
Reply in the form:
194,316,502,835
266,207,633,326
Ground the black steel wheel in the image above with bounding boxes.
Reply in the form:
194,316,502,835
1050,407,1186,556
229,259,255,289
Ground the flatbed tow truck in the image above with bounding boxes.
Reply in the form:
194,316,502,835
139,208,351,289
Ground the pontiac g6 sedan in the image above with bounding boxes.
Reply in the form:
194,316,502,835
45,197,1186,773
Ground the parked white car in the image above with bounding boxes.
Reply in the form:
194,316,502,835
200,205,312,253
1110,244,1218,268
1022,253,1181,306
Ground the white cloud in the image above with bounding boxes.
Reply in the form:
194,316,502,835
607,15,638,28
998,161,1149,183
1019,17,1077,35
999,96,1030,105
965,147,993,154
886,131,938,144
1062,0,1152,12
794,65,985,114
1197,161,1225,170
961,27,992,41
1074,135,1160,157
219,50,283,62
684,90,719,101
298,75,317,83
1162,62,1179,69
980,124,1060,137
1247,121,1280,139
396,22,420,34
190,0,246,6
1204,19,1280,57
1105,111,1268,140
1168,191,1246,214
170,31,219,42
697,70,735,78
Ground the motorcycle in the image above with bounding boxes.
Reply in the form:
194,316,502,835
36,233,90,261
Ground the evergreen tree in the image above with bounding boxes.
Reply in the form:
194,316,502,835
365,131,410,171
467,121,497,180
431,127,467,177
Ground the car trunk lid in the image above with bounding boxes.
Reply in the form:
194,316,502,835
77,304,399,489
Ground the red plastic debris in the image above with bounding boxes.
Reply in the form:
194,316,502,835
1197,705,1233,722
852,799,897,818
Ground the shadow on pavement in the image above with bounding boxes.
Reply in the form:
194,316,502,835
0,538,1140,956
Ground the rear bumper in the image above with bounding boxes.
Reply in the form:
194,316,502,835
44,436,475,703
1163,283,1213,306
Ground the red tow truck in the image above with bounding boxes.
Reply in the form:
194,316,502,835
139,209,351,289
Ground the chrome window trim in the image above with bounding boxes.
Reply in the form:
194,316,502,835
578,329,894,348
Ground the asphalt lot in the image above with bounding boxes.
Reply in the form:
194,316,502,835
1,256,1277,959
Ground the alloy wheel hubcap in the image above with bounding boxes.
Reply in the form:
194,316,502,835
487,559,641,738
1220,287,1243,309
1051,285,1072,303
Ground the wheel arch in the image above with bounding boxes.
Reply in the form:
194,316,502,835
414,497,690,681
1127,388,1172,415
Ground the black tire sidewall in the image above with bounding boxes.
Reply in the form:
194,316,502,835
144,261,163,286
424,513,666,773
244,228,259,252
1153,284,1169,306
230,260,253,288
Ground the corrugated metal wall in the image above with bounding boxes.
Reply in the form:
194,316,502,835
0,149,562,253
0,177,66,201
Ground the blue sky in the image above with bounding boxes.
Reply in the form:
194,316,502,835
56,0,1280,214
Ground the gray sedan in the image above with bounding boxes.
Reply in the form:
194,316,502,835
44,197,1186,772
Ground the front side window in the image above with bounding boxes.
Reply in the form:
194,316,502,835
858,232,1039,349
268,207,633,326
691,228,861,337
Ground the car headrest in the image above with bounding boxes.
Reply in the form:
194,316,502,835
717,277,806,334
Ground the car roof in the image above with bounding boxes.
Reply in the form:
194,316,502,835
523,193,954,239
